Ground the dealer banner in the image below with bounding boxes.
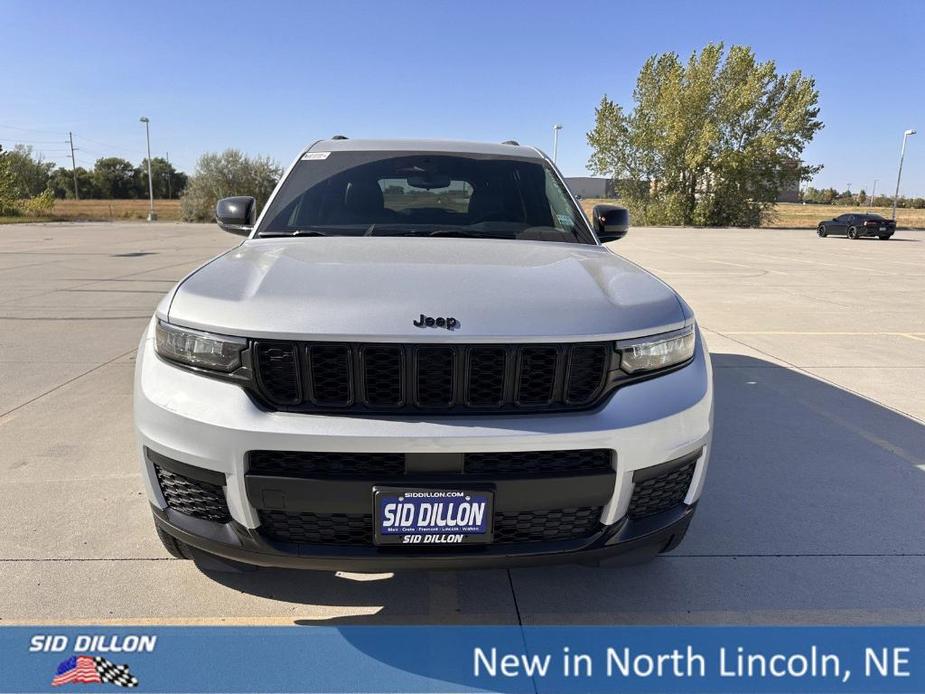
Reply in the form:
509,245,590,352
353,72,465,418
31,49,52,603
1,626,922,693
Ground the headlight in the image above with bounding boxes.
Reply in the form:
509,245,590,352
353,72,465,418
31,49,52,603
617,325,695,374
155,320,246,372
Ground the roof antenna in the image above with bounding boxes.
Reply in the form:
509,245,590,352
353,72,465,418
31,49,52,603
331,135,349,140
501,140,519,146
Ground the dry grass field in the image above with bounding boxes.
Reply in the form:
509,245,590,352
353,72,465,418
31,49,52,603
580,199,925,230
52,199,182,221
0,199,182,224
4,198,923,229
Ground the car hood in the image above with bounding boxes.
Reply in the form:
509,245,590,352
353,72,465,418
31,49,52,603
165,237,687,342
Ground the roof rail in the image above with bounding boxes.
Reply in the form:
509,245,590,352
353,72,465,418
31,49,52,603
331,135,349,140
501,140,520,146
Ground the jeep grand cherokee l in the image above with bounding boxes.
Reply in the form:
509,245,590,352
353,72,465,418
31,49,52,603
134,138,713,570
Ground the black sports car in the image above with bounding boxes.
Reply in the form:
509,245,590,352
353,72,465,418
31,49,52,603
817,213,895,240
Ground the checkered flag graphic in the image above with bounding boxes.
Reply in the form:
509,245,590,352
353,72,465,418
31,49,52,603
94,657,139,688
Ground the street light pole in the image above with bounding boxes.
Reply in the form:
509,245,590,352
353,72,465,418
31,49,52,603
892,128,916,220
139,117,157,221
869,178,878,209
553,124,562,164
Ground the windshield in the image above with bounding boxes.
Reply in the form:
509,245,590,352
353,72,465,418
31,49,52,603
256,151,594,244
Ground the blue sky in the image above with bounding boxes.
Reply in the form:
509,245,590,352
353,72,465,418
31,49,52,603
2,0,923,196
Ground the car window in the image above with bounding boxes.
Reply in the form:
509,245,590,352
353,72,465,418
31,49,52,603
257,152,595,244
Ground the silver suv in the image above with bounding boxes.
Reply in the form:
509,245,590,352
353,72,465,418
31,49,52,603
134,138,713,571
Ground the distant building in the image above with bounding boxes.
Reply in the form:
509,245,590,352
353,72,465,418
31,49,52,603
775,160,801,203
564,177,616,199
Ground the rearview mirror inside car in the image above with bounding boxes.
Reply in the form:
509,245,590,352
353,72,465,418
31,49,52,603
215,196,256,236
591,204,630,242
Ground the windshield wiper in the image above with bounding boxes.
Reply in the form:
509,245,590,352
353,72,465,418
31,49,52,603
258,229,328,237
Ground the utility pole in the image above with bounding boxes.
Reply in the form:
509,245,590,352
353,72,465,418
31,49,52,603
869,179,878,209
165,151,172,199
67,132,79,200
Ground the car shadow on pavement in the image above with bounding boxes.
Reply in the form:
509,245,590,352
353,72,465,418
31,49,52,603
203,353,925,625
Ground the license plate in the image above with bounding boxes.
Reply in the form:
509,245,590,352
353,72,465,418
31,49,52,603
373,487,494,546
880,226,886,231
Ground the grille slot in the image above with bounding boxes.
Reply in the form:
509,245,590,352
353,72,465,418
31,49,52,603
565,344,609,404
154,464,230,523
361,346,404,407
464,449,612,476
415,347,456,407
628,461,696,519
257,507,602,546
254,342,300,404
516,346,559,405
308,345,352,406
248,451,405,478
466,347,506,406
253,342,611,414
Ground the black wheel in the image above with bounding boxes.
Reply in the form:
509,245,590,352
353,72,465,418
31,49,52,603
879,235,891,240
155,522,194,559
848,226,859,239
817,224,827,237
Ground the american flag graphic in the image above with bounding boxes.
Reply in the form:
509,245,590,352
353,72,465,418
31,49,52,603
51,655,139,688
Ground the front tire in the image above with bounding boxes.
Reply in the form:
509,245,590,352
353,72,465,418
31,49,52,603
879,235,892,240
848,226,859,239
817,224,827,237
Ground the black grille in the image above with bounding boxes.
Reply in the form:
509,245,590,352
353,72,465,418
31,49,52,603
308,345,352,405
253,341,612,414
415,347,455,407
254,343,300,404
464,449,612,476
259,511,373,545
628,461,696,519
257,507,602,546
247,449,612,478
249,451,405,478
565,344,608,404
362,346,403,406
466,347,506,406
154,464,230,523
492,507,603,543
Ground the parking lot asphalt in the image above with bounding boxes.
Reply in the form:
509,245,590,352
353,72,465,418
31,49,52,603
1,222,923,625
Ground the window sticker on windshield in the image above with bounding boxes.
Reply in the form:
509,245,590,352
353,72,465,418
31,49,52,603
301,152,331,160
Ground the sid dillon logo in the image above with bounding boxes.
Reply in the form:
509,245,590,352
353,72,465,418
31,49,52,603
31,634,154,688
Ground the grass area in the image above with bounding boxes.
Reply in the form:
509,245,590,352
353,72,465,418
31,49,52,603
766,202,925,229
580,199,925,230
0,199,182,224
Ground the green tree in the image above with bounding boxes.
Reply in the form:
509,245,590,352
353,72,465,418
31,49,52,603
93,157,136,198
180,149,281,222
49,166,100,199
587,43,823,227
0,146,20,215
134,157,188,199
4,145,55,198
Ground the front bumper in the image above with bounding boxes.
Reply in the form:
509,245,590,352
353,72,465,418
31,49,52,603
135,319,713,569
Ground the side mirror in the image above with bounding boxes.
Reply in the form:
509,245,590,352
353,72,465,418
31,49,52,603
591,204,629,242
215,196,256,236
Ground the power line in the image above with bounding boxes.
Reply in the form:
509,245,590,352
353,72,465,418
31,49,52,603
0,137,67,145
